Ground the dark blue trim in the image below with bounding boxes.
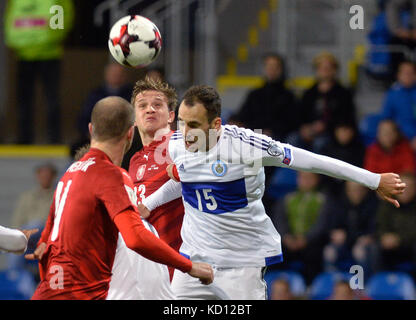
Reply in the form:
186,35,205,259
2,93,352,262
180,252,190,260
224,130,268,151
265,254,284,266
225,127,269,147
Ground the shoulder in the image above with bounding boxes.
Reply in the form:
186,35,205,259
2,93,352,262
94,162,126,188
168,130,184,159
170,130,183,141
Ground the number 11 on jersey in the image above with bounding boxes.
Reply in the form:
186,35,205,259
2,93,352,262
51,180,72,241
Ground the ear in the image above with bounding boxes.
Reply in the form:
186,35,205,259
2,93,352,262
167,110,175,124
88,123,93,135
127,126,134,140
213,117,222,131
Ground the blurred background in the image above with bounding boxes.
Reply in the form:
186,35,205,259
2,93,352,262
1,0,416,300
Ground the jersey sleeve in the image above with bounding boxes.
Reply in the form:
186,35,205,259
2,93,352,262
96,167,139,221
235,126,380,190
142,179,182,211
0,225,27,252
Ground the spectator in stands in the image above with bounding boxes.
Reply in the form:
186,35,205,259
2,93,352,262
270,278,295,300
329,281,370,300
9,163,57,281
291,52,356,152
364,119,416,174
74,62,141,167
321,181,379,276
386,0,416,72
320,120,366,195
378,61,416,150
12,163,57,229
376,173,416,272
4,0,74,144
78,63,134,140
270,171,327,284
145,66,165,82
235,53,297,140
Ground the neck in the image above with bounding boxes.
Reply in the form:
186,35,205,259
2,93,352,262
90,140,126,166
139,125,171,146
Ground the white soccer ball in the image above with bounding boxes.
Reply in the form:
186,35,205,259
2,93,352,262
108,15,162,68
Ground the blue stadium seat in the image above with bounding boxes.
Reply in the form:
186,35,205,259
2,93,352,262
366,272,415,300
309,272,351,300
359,113,383,146
266,168,297,200
264,270,306,299
0,269,37,300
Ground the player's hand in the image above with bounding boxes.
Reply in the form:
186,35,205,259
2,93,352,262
21,228,39,242
376,173,406,208
167,164,180,182
137,203,151,219
25,242,47,261
188,261,214,285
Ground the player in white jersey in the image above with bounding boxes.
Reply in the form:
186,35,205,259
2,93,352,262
142,85,406,300
0,225,38,253
107,218,175,300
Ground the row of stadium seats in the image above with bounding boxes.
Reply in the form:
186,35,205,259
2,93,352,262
1,267,414,300
265,270,416,300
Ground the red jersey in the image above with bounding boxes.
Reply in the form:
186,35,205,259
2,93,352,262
32,148,140,300
129,132,184,279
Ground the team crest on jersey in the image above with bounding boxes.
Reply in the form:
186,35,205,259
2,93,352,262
267,142,282,157
136,164,147,181
211,160,227,177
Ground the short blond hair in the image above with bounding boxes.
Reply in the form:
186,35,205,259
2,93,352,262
313,51,339,70
131,76,178,111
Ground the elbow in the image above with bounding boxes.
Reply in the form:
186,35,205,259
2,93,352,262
123,235,145,253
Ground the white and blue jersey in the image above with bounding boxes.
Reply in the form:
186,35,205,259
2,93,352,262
166,124,380,268
169,125,293,268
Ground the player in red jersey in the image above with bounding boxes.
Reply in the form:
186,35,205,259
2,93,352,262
28,96,213,300
128,77,184,280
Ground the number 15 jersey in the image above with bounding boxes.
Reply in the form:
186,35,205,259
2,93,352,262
169,125,289,268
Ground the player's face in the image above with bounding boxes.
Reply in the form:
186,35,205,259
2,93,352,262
134,90,174,136
178,102,221,152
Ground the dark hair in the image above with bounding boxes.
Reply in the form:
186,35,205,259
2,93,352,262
131,76,177,111
398,60,416,71
182,85,221,123
91,96,135,142
262,52,287,80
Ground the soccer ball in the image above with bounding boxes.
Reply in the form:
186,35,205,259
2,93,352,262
108,15,162,68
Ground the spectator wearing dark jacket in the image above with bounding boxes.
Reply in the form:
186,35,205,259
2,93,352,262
320,120,366,195
376,173,416,272
289,52,356,152
78,63,134,139
364,119,416,174
321,181,379,276
236,53,298,141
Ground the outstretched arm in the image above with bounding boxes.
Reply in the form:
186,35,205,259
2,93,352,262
282,146,406,207
0,225,37,253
